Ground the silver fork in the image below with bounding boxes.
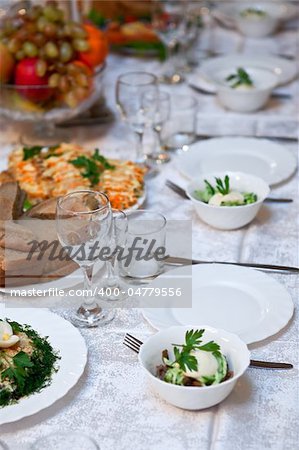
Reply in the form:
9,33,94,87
123,333,293,370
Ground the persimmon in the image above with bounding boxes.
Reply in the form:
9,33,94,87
78,24,108,68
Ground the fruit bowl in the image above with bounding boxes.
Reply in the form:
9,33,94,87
0,63,105,123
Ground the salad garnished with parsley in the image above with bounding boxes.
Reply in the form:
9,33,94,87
226,68,254,89
240,8,267,19
156,329,233,387
194,175,257,207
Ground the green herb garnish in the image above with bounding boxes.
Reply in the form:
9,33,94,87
0,320,59,407
70,149,114,186
23,145,59,161
23,199,33,212
241,8,267,18
226,67,254,89
171,329,221,372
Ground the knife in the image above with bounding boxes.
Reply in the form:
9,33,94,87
165,256,299,273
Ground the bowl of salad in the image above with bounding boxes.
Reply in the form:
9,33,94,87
212,67,278,112
138,326,250,410
235,6,279,38
186,172,270,230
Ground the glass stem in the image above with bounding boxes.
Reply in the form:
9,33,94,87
154,127,163,153
81,265,96,310
135,131,145,164
105,258,118,287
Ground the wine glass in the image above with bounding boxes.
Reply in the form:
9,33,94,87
151,0,185,84
116,72,158,165
142,90,171,164
97,209,128,301
56,190,114,328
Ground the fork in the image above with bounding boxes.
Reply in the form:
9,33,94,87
165,180,293,203
123,333,293,370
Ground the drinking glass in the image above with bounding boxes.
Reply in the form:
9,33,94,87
116,72,158,165
151,0,185,84
56,190,114,327
97,209,128,301
143,90,171,164
31,432,99,450
163,94,198,151
120,210,167,281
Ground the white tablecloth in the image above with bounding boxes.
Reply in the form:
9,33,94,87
0,17,298,450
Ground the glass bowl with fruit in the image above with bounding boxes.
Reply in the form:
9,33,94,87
0,1,108,138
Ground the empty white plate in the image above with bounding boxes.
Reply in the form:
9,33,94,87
142,264,294,344
175,137,297,185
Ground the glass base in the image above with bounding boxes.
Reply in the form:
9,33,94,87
164,132,196,151
72,304,115,328
146,152,171,165
159,72,184,85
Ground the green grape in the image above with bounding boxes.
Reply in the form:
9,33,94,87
64,91,78,108
72,39,89,52
43,5,63,22
59,75,70,93
7,38,21,54
76,73,89,88
63,23,72,37
44,23,57,38
37,16,49,32
71,24,87,39
59,42,73,63
49,73,60,88
15,49,25,60
33,33,46,47
23,41,38,57
36,59,47,77
44,41,59,59
66,63,79,75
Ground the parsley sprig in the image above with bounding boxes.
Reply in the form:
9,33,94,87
70,149,115,186
226,67,254,89
23,145,59,160
1,351,33,390
171,329,221,372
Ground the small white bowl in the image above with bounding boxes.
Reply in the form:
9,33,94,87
214,67,278,113
235,8,279,38
138,325,250,410
186,171,270,230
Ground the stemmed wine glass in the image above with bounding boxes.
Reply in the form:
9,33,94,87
142,90,171,164
151,0,185,84
56,190,114,328
97,209,128,301
116,72,158,165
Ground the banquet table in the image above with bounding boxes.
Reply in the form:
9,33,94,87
0,15,298,450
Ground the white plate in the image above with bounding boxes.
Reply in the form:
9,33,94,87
0,307,87,425
175,137,297,185
142,264,294,344
189,54,298,91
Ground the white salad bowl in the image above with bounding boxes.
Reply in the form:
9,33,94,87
138,325,250,410
235,7,279,38
186,171,270,230
213,67,278,113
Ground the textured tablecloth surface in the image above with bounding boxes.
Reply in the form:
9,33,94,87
0,13,298,450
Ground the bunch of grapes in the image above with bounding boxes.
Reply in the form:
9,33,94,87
0,1,94,107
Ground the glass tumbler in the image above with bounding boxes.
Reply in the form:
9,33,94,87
163,94,198,151
119,210,167,281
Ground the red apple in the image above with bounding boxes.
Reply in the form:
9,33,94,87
14,58,52,102
0,42,15,83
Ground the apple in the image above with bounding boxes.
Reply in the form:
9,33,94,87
0,42,15,83
14,57,52,102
